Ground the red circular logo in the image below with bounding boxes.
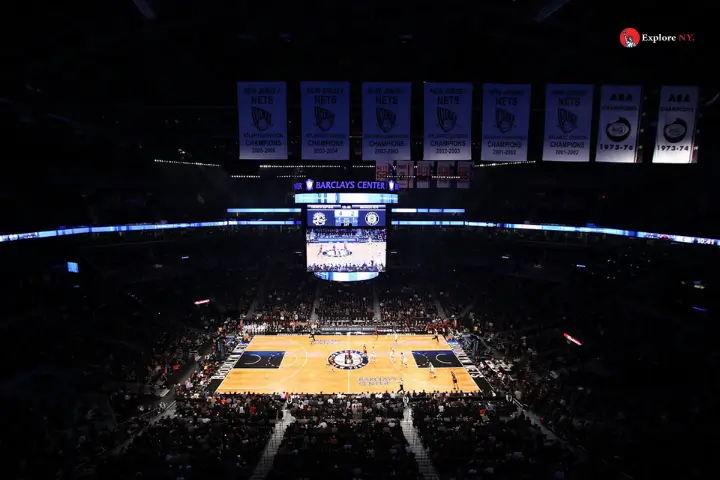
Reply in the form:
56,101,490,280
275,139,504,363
620,28,640,48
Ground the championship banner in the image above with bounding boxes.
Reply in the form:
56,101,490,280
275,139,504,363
457,162,472,189
653,86,699,164
436,161,453,188
542,84,594,162
375,162,391,181
423,83,473,161
481,84,532,162
237,82,288,160
301,81,350,160
416,161,432,189
596,85,643,163
396,161,413,189
362,82,412,161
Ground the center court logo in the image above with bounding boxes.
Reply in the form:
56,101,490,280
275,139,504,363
328,350,369,370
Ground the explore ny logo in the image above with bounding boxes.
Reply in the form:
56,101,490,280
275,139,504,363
620,28,696,47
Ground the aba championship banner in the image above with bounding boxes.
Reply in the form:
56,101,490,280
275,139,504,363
301,81,350,160
237,82,288,160
436,161,453,188
481,84,532,162
375,162,391,181
653,86,699,164
362,82,412,161
542,84,594,162
416,161,432,189
424,83,473,161
457,162,472,189
396,161,413,189
596,85,643,163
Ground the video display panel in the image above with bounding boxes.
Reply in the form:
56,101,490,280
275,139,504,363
306,228,386,272
307,204,386,228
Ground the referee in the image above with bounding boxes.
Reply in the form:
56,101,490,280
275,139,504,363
398,377,405,393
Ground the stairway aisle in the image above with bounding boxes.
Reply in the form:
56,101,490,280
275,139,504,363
309,281,322,322
401,407,439,480
245,268,274,319
249,408,295,480
372,283,381,321
430,287,447,319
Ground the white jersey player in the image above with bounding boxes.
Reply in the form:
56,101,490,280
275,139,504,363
429,363,436,378
389,348,395,362
371,346,377,362
401,352,408,368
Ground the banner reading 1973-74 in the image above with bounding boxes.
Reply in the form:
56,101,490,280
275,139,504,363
481,84,532,162
362,82,412,161
595,85,643,163
423,83,473,161
237,82,288,160
653,86,699,164
301,81,350,160
543,84,594,162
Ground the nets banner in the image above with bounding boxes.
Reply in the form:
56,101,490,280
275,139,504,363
396,161,413,189
653,86,699,164
301,81,350,160
375,162,391,181
542,84,594,162
596,85,643,163
437,161,453,188
457,162,472,189
237,82,288,160
416,161,432,189
423,83,473,161
481,84,532,162
362,82,412,161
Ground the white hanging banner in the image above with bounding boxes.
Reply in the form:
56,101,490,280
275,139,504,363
416,161,432,189
237,82,288,160
362,82,412,161
396,161,413,189
653,86,699,164
423,83,473,161
542,84,594,162
436,161,453,188
596,85,643,163
457,162,472,189
301,81,350,160
481,84,532,162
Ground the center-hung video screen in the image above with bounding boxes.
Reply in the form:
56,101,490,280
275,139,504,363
306,228,387,272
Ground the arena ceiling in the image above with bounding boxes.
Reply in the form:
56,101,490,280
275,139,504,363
9,0,709,108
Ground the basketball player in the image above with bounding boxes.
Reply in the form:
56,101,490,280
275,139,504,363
429,362,436,378
345,351,352,365
317,245,323,257
389,348,395,362
326,358,336,372
374,326,379,339
363,344,367,355
394,332,398,343
371,346,377,363
309,331,316,343
401,352,409,368
398,377,405,393
451,371,458,391
432,332,440,343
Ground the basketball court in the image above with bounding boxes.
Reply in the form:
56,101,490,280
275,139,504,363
306,243,386,271
215,335,479,394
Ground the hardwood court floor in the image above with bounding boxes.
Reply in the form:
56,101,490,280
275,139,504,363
306,243,386,271
216,335,479,394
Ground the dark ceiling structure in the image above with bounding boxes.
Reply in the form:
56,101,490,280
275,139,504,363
9,0,709,106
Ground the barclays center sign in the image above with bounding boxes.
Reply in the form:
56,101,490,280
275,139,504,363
293,178,400,192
